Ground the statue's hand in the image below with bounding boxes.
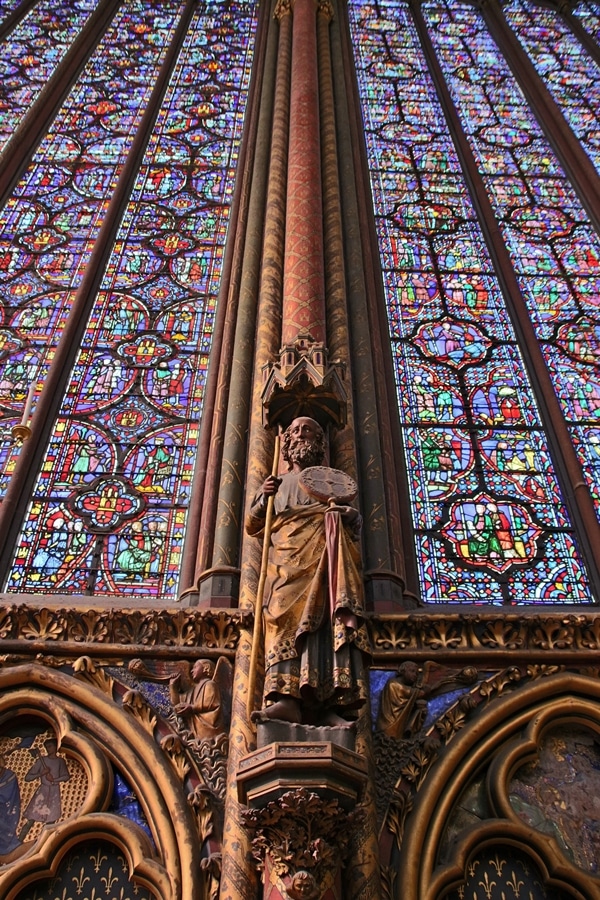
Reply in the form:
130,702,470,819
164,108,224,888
261,475,282,496
329,504,359,524
330,505,362,538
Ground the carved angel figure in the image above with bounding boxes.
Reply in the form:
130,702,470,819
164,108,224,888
170,659,225,743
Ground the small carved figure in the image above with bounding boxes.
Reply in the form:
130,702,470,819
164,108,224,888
170,659,225,742
246,416,370,726
376,662,479,740
287,869,320,899
376,661,427,739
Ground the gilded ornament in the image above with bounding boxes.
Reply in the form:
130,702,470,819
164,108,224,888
72,656,115,696
122,689,157,734
160,733,190,780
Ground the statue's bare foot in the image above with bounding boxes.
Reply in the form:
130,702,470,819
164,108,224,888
251,697,301,724
319,710,353,727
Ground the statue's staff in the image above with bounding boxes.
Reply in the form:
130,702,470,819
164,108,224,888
247,429,281,718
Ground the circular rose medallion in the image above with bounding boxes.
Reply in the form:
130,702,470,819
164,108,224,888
116,332,174,368
68,475,146,533
415,318,491,368
441,493,542,574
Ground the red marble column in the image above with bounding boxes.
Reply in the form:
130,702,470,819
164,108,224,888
282,0,326,346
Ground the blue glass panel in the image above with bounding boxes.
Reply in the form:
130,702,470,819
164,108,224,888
422,0,600,534
0,0,98,152
505,0,600,176
0,0,186,510
572,0,600,45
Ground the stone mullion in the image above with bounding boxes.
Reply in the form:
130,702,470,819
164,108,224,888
332,0,415,606
0,0,122,207
317,3,357,480
0,0,199,586
185,0,276,597
409,0,600,592
219,3,293,896
479,0,600,235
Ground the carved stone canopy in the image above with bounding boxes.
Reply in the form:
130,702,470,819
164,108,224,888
261,334,346,430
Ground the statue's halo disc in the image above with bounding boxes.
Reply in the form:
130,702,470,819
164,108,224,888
299,466,358,504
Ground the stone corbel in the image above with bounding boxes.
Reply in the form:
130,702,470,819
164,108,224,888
242,787,362,900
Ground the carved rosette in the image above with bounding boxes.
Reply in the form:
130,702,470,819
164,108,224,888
242,788,359,900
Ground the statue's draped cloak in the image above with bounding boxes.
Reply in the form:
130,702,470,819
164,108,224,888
248,472,370,709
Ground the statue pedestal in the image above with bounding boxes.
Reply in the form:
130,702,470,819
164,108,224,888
238,728,367,900
237,736,367,810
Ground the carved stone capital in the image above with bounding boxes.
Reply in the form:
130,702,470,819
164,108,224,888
242,788,359,899
317,0,334,20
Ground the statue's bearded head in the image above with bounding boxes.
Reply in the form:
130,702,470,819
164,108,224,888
282,417,325,469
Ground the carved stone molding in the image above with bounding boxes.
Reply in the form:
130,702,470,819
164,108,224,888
0,605,249,656
370,611,600,661
0,662,203,899
4,607,600,663
378,668,600,900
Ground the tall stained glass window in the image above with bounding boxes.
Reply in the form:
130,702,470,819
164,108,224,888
349,0,599,604
1,0,257,598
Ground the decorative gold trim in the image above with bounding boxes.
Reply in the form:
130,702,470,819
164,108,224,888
2,813,169,900
3,608,600,661
430,821,599,900
370,611,600,660
0,663,203,900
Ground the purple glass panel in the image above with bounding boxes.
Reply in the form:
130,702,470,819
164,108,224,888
422,0,600,534
0,0,98,152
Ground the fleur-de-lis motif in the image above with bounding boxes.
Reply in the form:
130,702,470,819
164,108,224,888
71,866,91,895
489,853,506,876
506,869,524,894
89,847,108,873
101,866,119,892
477,871,497,900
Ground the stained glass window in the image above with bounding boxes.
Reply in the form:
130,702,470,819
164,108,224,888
503,0,600,176
572,1,600,44
348,0,595,603
0,0,98,153
3,0,257,598
0,0,26,21
422,0,600,529
0,0,185,500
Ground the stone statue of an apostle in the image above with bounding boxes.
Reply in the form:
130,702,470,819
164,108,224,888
246,417,370,725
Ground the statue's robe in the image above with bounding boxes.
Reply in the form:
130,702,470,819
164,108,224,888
248,472,370,711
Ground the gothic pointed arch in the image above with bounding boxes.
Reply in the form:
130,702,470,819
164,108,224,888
383,669,600,899
0,661,203,900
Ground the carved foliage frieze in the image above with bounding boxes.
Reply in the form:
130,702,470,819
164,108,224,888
371,612,600,657
0,605,249,651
